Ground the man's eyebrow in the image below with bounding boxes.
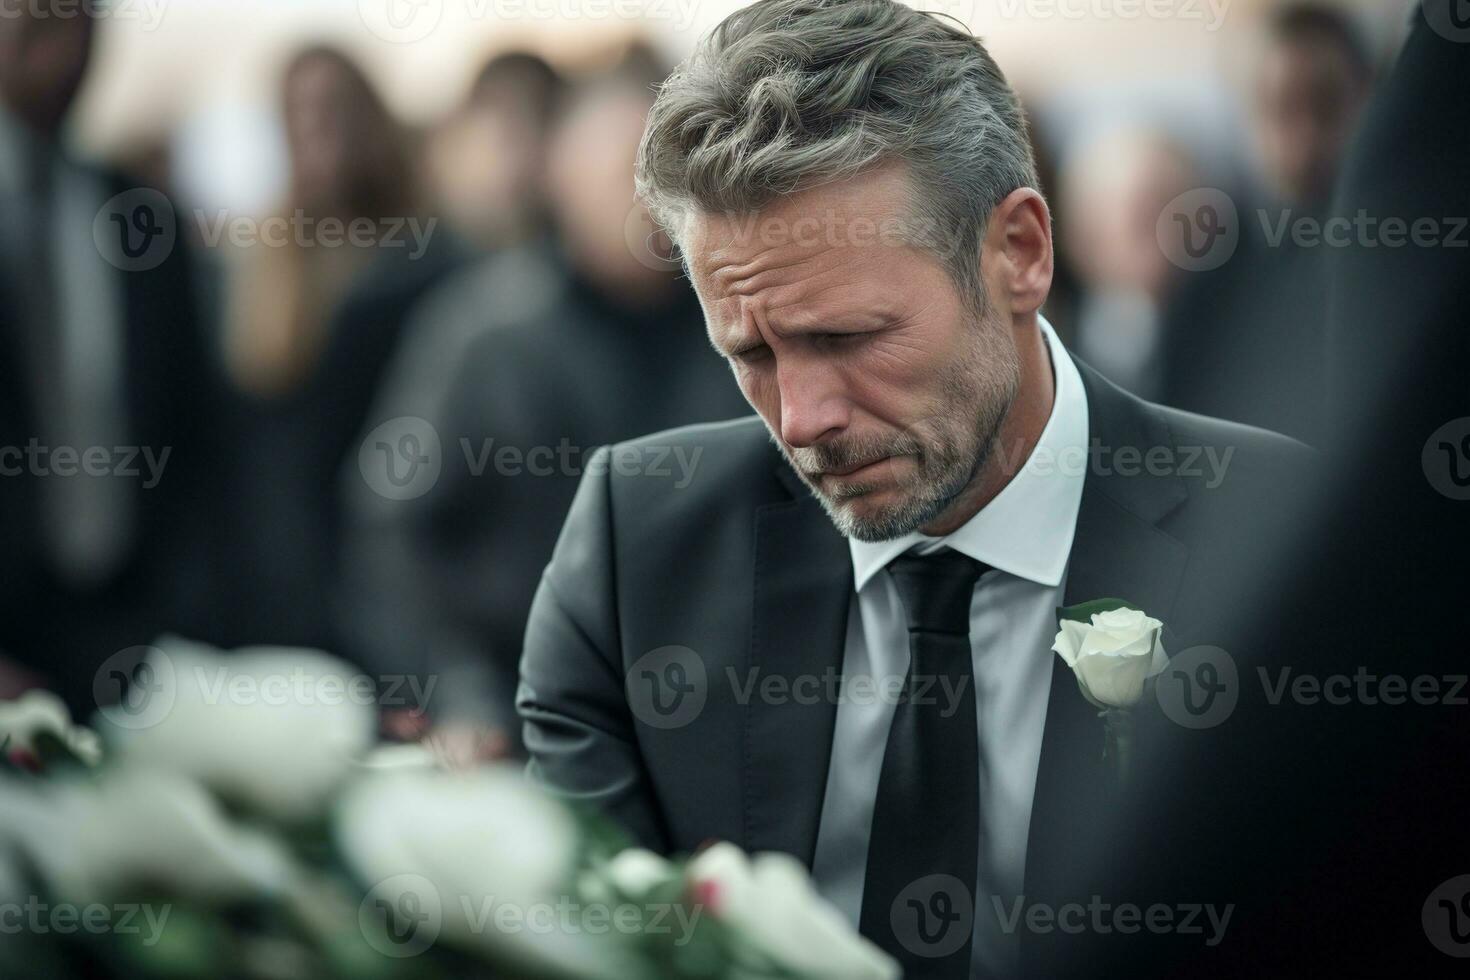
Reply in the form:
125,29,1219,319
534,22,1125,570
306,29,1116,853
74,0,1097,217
707,318,759,356
765,306,898,337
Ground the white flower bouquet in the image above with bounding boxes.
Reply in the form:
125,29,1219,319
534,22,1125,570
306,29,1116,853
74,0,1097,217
0,637,895,980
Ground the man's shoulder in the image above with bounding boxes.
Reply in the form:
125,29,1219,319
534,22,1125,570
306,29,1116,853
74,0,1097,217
1080,359,1318,489
1135,396,1323,543
594,415,788,512
604,415,775,476
1153,401,1318,470
615,414,769,449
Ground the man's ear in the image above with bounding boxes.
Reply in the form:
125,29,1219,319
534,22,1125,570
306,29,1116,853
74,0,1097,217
980,187,1054,319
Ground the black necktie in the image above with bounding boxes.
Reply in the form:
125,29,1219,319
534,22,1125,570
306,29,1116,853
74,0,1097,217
860,549,986,979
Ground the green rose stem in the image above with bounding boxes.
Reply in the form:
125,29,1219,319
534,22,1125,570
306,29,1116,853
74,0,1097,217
1099,708,1135,793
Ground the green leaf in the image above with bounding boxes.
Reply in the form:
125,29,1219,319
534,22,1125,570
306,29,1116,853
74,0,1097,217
1055,597,1141,625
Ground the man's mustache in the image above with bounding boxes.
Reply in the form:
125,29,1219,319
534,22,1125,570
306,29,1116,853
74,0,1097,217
788,432,923,478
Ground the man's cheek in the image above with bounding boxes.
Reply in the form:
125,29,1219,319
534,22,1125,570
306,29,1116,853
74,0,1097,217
738,371,778,419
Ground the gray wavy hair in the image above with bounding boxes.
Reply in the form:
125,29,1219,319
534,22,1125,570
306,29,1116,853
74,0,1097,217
635,0,1039,309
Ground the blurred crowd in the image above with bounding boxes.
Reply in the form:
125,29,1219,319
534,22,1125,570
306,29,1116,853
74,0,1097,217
0,2,1389,752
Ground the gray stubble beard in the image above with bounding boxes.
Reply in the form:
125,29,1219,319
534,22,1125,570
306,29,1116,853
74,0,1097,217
783,312,1022,542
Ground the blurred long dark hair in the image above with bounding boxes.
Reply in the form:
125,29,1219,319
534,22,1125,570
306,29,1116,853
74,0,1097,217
226,44,417,394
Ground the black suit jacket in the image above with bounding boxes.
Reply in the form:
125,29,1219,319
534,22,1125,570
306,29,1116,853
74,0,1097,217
0,169,221,707
519,358,1317,976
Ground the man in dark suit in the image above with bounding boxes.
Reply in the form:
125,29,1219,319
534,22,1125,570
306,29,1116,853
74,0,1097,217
520,2,1316,976
0,7,219,709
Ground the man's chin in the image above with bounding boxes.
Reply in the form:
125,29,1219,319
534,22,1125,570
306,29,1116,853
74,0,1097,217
817,487,937,542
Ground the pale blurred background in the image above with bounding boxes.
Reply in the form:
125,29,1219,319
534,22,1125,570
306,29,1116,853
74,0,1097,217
75,0,1412,213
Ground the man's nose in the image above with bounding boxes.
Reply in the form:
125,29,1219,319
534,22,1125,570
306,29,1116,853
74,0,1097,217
776,357,850,449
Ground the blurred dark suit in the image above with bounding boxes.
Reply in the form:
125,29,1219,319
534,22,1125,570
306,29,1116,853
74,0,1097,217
1159,195,1331,446
0,165,218,710
1147,5,1470,974
1255,1,1470,972
202,236,465,651
338,242,748,736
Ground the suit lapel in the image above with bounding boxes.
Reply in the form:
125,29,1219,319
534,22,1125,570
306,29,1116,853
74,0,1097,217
1024,361,1190,901
743,462,853,866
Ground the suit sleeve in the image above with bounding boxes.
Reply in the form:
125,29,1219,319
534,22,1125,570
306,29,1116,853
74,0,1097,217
517,447,669,851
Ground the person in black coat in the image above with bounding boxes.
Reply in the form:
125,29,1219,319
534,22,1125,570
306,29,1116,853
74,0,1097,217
199,45,467,653
0,9,221,710
336,51,749,754
1159,3,1375,446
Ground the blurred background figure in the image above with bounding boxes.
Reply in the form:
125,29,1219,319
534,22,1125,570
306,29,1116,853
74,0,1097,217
0,6,217,709
202,45,464,650
1058,128,1199,401
1159,2,1374,444
425,51,563,254
1026,116,1082,348
1252,0,1375,208
336,43,748,756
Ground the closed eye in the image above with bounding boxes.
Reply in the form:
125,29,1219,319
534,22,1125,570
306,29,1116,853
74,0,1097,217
730,344,771,365
812,331,869,349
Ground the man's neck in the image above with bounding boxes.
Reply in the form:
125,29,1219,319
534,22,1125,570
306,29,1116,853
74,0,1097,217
919,317,1057,537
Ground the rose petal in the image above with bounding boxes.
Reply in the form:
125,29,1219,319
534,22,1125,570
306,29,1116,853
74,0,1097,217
1050,619,1090,665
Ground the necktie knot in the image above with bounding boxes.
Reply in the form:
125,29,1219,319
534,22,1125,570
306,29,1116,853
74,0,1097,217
887,550,987,636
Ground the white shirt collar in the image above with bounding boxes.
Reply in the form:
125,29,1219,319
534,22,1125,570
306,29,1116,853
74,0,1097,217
849,315,1089,591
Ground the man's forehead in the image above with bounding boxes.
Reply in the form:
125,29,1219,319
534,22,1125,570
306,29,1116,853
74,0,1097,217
684,166,919,296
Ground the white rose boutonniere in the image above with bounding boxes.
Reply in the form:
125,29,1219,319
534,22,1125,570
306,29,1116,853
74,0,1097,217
1051,599,1168,787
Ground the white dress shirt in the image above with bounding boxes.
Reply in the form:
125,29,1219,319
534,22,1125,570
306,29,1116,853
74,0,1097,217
810,316,1089,978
